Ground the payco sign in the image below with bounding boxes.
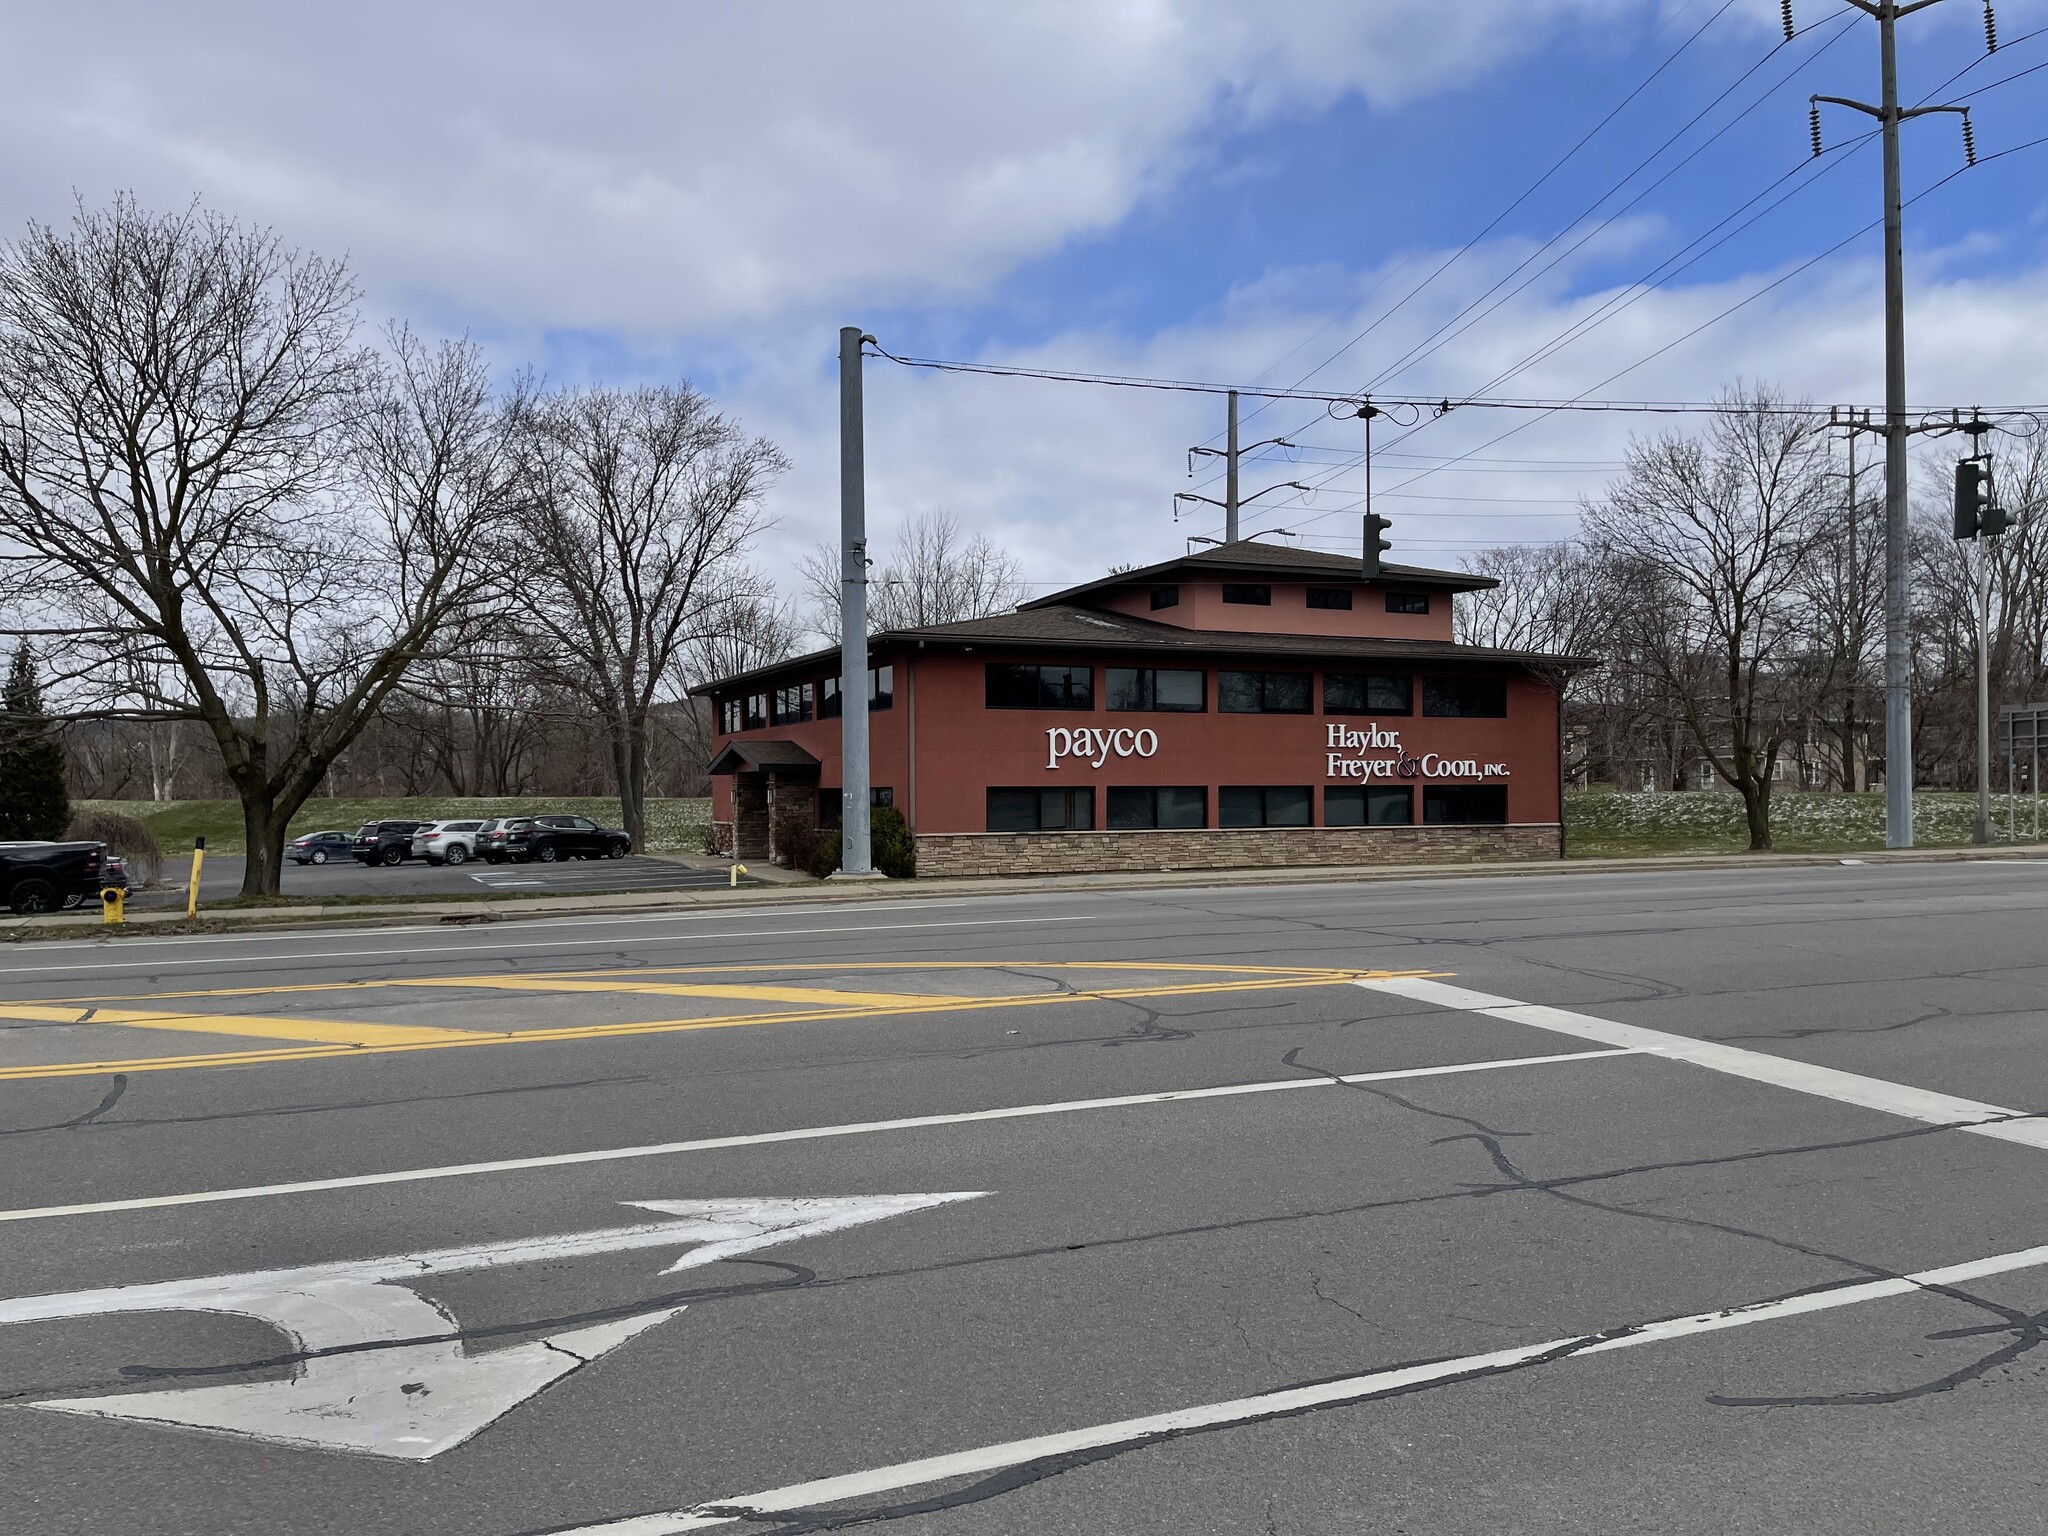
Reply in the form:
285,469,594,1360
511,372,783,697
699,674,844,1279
1325,724,1508,781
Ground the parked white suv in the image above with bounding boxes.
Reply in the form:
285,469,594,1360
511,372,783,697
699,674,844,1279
412,819,487,866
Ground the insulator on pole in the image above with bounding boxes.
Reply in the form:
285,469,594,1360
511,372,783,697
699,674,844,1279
1781,0,1795,41
1962,110,1977,167
1810,104,1825,158
1985,1,1999,53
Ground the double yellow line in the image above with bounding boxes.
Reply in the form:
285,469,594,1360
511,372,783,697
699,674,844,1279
0,964,1439,1082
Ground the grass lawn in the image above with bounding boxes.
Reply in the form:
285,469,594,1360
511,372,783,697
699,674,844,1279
75,796,713,856
1564,788,2035,858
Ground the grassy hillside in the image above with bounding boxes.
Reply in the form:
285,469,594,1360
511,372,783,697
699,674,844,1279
1564,789,2028,857
75,797,713,856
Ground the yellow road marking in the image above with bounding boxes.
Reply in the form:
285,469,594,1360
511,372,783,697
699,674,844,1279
381,978,977,1008
41,959,1341,1006
0,1004,487,1049
0,969,1447,1082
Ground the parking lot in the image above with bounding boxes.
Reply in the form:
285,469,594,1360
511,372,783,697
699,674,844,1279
133,852,754,905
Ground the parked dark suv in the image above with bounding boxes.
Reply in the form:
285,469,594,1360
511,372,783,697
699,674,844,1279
479,815,631,864
352,820,430,867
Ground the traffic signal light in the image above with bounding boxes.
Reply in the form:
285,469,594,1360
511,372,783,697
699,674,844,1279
1363,512,1393,579
1955,458,1991,540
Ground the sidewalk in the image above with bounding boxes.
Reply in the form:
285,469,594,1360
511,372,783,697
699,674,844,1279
8,840,2047,940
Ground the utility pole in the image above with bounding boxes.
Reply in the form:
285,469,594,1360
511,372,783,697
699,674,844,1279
1181,410,1301,533
1809,0,1984,848
835,325,881,879
1225,389,1240,543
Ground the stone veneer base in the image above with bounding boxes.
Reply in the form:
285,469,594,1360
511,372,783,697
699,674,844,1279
912,823,1563,878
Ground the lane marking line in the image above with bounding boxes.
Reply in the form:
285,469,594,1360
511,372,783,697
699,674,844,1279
0,1048,1636,1223
1357,975,2048,1152
525,1238,2048,1534
381,980,984,1008
0,973,1435,1082
0,914,1103,978
0,1004,486,1048
49,959,1343,1006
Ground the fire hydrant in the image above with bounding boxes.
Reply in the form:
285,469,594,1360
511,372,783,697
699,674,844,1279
100,886,126,925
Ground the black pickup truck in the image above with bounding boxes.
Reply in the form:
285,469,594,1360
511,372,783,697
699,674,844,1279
0,841,122,915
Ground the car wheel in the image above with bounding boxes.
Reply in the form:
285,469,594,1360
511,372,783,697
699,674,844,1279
380,847,404,867
444,844,468,866
311,849,328,865
605,842,626,859
534,843,559,864
62,893,85,910
9,876,59,916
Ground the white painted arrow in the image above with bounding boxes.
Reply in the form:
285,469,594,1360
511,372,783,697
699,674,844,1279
3,1192,981,1459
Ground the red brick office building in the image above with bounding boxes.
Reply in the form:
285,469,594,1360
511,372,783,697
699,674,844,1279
698,540,1574,876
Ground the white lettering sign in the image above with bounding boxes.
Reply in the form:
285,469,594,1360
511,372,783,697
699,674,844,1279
1321,723,1509,781
1046,726,1159,769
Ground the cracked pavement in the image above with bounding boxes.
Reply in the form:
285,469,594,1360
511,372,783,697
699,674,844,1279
6,860,2048,1534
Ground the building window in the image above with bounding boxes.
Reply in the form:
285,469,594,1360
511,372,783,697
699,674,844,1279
1219,786,1312,827
771,682,814,725
1106,667,1204,712
1306,587,1353,611
819,666,894,719
987,787,1095,832
1151,585,1180,610
1326,786,1413,826
1422,676,1507,717
818,786,893,829
985,663,1094,710
1106,786,1207,829
718,698,741,734
1221,583,1271,606
743,693,768,730
1322,673,1412,715
1424,785,1508,824
1218,670,1311,713
1386,591,1430,615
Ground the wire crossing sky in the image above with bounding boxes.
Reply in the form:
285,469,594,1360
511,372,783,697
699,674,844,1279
5,0,2043,569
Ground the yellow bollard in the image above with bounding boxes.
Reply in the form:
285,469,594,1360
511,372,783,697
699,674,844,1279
185,836,206,920
100,887,125,925
729,863,747,887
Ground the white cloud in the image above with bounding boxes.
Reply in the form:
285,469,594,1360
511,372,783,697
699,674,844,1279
727,233,2048,612
5,0,1635,331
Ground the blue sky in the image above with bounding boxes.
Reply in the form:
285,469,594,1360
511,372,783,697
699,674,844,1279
7,1,2047,590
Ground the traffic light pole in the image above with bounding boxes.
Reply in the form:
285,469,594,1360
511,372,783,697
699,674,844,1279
1976,534,1993,843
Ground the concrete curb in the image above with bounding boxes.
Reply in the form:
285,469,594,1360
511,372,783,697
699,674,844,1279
6,840,2046,941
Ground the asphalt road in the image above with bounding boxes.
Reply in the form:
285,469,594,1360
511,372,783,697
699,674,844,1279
6,862,2048,1534
137,852,748,904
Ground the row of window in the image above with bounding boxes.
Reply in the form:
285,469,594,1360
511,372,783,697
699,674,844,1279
720,666,896,733
985,664,1505,718
1148,584,1429,615
986,784,1507,832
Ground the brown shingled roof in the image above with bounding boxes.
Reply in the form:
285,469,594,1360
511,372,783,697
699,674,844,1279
1018,537,1494,611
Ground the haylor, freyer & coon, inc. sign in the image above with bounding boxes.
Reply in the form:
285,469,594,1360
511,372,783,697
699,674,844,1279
1043,724,1509,781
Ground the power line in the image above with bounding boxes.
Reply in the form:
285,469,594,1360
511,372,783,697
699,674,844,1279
1206,0,1763,453
1361,6,1864,395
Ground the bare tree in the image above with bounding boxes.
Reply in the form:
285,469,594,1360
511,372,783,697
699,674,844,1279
798,510,1027,639
513,385,784,850
1583,386,1832,849
0,199,520,892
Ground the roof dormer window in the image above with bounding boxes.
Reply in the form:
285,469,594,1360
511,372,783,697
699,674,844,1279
1221,583,1270,606
1306,587,1353,610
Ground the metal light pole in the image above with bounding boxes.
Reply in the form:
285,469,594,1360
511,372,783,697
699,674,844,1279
836,325,878,878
